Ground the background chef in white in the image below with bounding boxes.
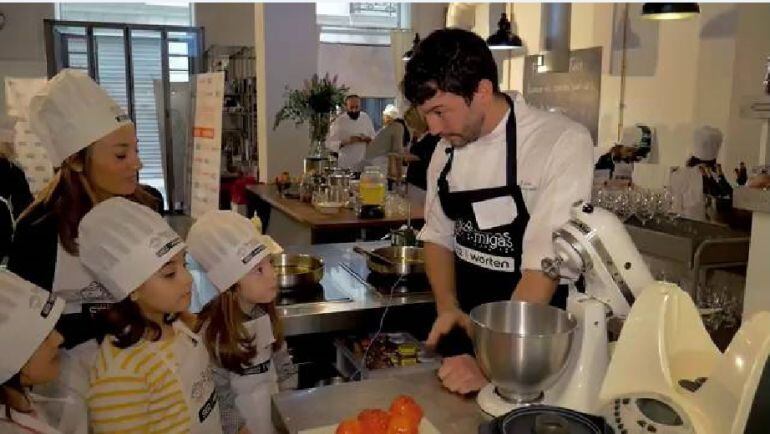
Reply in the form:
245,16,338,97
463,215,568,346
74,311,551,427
402,28,594,395
669,126,733,222
7,69,159,433
325,94,375,170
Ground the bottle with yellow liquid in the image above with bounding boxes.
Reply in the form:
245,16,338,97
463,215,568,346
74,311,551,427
358,166,386,218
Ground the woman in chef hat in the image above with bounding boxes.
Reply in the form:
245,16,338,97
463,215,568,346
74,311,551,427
0,270,66,434
79,197,222,434
7,68,158,433
363,104,410,174
187,210,288,434
669,125,733,221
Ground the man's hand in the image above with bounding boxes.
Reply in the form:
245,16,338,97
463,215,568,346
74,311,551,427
359,134,372,144
437,354,489,395
426,307,472,348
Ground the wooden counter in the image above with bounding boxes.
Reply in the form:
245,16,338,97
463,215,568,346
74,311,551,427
246,184,425,245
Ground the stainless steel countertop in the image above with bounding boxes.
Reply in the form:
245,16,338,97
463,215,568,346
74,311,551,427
279,241,435,336
272,370,490,433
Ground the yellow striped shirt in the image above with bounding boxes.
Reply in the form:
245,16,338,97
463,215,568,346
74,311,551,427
88,336,190,434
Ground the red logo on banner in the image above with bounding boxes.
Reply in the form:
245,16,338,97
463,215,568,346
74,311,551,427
193,127,215,139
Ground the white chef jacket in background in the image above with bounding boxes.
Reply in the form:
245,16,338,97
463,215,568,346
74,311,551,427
326,112,375,170
418,93,594,274
669,166,707,221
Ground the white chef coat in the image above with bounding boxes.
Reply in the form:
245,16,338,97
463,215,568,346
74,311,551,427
669,166,706,221
418,93,594,272
210,310,278,434
326,112,375,170
0,397,63,434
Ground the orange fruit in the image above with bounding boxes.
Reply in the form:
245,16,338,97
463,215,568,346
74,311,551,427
386,414,419,434
389,395,423,425
358,408,390,434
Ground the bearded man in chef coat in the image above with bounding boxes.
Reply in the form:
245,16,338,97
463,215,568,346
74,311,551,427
326,94,375,170
402,28,594,394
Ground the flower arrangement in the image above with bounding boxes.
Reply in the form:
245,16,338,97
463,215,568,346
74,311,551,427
273,73,349,146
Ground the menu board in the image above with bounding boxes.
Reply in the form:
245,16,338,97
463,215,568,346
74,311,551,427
4,77,54,194
523,47,602,145
190,72,225,218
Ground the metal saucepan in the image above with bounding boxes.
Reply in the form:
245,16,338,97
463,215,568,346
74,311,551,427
271,253,324,289
354,246,425,276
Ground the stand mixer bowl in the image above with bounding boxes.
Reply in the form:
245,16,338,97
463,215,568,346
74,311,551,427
470,301,578,404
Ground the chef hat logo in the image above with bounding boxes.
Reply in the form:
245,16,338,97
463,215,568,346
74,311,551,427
156,237,183,258
148,230,177,249
79,282,114,303
236,238,259,259
27,291,56,318
241,245,267,265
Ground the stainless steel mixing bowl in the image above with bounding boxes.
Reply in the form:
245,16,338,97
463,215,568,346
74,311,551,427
470,301,578,403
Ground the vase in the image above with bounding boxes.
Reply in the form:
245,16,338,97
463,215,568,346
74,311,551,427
308,112,331,157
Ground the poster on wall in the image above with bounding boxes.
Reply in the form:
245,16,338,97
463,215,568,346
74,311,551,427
4,78,54,194
190,72,224,219
523,47,602,145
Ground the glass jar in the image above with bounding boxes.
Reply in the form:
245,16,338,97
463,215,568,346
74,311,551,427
359,166,387,207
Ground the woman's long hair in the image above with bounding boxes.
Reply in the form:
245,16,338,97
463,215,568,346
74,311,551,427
0,373,28,419
199,288,283,374
98,297,178,349
19,146,157,255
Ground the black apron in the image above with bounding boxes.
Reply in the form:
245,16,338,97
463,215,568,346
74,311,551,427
435,95,566,356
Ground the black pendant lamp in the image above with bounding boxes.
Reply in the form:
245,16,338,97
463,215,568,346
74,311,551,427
486,13,523,51
402,33,420,62
641,3,700,20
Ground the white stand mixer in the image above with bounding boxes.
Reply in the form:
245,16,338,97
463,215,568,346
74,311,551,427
476,201,655,416
598,281,770,434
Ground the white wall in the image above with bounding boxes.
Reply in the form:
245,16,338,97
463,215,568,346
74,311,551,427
0,3,54,120
411,3,447,39
194,3,254,48
255,3,319,181
318,44,394,98
316,3,448,101
506,3,770,188
725,4,770,170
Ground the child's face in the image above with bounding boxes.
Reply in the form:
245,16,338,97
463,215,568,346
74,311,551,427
20,330,64,386
134,251,193,316
237,257,278,305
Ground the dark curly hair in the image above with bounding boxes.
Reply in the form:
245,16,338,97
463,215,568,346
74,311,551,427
402,28,500,106
98,297,178,349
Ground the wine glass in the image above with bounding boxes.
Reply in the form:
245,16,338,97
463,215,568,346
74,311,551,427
636,190,656,226
614,190,634,222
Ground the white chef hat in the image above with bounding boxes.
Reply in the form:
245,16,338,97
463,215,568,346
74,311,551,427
187,210,283,291
0,270,65,383
693,126,723,161
29,69,132,167
383,104,400,119
619,126,643,148
78,197,185,301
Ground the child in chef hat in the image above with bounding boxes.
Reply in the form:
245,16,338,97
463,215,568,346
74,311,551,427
78,197,222,434
187,210,289,434
0,270,66,433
